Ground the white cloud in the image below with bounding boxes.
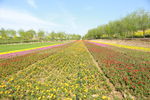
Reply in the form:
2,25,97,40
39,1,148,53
27,0,37,8
0,8,59,32
0,7,89,35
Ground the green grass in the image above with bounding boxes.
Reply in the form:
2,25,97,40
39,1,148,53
0,41,66,53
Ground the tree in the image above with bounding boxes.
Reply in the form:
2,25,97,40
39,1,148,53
136,9,150,38
49,31,57,40
6,29,16,39
18,29,26,40
57,32,66,40
0,28,8,39
37,30,45,39
25,29,36,40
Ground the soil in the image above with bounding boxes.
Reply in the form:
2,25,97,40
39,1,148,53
84,44,125,100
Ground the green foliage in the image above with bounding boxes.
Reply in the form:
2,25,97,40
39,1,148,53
6,29,16,38
48,31,81,40
0,28,81,44
25,29,36,40
37,30,45,39
0,28,8,39
18,29,26,40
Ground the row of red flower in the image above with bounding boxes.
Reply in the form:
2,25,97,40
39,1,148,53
84,41,150,99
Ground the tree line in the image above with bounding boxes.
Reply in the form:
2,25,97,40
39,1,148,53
0,28,81,44
83,9,150,39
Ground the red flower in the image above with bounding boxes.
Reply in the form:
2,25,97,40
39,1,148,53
123,77,128,81
127,67,132,70
133,69,139,72
132,85,136,88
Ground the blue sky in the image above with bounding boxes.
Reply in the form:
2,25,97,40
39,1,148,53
0,0,150,35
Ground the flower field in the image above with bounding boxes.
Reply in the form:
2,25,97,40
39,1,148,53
0,41,117,100
0,41,73,78
0,40,149,100
84,41,150,99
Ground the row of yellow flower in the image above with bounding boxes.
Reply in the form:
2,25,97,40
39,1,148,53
90,40,150,52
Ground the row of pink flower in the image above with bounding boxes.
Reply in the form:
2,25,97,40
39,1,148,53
86,41,109,47
0,42,71,59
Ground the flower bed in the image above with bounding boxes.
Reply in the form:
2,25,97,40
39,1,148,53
0,42,72,78
84,41,150,99
0,41,113,100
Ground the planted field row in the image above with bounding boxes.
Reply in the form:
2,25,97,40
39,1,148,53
0,42,72,78
84,41,150,99
0,41,67,53
89,40,150,52
0,43,68,59
0,41,114,100
0,41,72,59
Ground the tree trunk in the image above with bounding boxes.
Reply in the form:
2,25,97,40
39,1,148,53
132,31,134,39
143,29,145,38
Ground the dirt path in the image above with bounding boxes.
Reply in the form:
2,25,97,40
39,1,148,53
84,42,125,99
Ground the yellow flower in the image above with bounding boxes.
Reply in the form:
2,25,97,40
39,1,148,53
38,97,41,100
102,96,109,100
36,86,39,90
0,91,3,94
9,78,14,81
84,89,88,92
8,95,12,97
53,88,56,91
65,83,69,86
50,94,54,98
0,84,6,88
64,98,72,100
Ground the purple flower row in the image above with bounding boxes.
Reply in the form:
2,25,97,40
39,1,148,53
87,41,109,47
0,43,69,59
